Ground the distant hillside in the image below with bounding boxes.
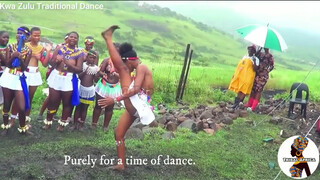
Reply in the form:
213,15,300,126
145,2,320,68
0,1,311,70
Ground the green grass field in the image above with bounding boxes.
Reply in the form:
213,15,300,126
2,111,319,179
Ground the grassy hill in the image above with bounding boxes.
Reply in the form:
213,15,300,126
0,1,308,70
145,2,320,68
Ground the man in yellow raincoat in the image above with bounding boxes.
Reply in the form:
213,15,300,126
229,44,259,109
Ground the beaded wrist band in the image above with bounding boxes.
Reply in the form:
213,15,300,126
58,120,69,127
1,124,11,129
17,125,29,133
43,119,53,125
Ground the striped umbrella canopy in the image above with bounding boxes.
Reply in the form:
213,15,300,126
237,24,288,52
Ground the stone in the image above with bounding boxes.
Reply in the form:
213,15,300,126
266,107,274,113
222,116,233,125
165,114,175,123
259,105,270,112
158,123,165,129
194,121,204,132
130,121,145,130
265,99,273,105
158,109,166,114
212,108,222,115
185,113,193,118
280,129,290,138
168,109,175,114
125,128,144,140
228,113,238,120
196,104,206,110
227,108,235,113
178,119,196,131
270,117,283,125
215,123,225,131
218,102,227,108
156,116,166,125
149,120,158,128
239,110,248,118
177,116,187,123
200,110,213,120
203,129,215,135
209,122,216,130
166,121,177,131
238,102,245,110
162,131,175,139
203,123,209,129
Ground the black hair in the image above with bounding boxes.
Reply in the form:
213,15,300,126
30,27,41,34
0,31,8,36
69,31,79,38
119,42,137,62
85,36,94,40
88,50,98,57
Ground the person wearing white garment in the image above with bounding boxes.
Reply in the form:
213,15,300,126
0,31,9,108
11,27,52,124
99,26,154,171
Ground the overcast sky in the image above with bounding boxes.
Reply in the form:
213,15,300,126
141,1,320,34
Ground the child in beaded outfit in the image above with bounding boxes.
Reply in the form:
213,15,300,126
81,36,99,65
0,31,9,107
71,50,99,131
91,43,121,131
0,26,32,135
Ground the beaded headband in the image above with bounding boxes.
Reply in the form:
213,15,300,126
85,38,95,45
17,28,30,36
121,57,139,61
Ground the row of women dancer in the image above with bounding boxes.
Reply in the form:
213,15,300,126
1,25,155,170
0,25,154,146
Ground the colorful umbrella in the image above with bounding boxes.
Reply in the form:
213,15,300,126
237,24,288,52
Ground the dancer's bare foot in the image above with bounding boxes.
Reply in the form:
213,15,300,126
27,124,32,131
57,125,64,132
101,25,120,40
107,164,125,171
69,124,77,131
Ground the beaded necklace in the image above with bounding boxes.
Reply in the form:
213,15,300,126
26,42,43,55
83,62,99,75
9,43,30,61
0,44,7,56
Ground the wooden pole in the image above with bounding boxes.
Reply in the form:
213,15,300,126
180,49,193,100
176,44,190,101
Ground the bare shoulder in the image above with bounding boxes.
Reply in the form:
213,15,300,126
137,64,151,73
